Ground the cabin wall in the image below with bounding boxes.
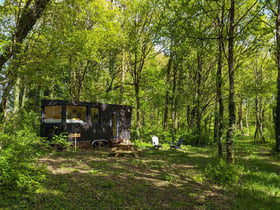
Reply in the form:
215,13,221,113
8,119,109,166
40,100,131,143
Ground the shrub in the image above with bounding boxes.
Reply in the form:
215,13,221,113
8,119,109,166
178,130,212,146
51,132,71,151
0,129,47,192
2,110,40,134
205,158,244,186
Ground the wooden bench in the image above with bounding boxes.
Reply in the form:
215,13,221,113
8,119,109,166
111,143,141,158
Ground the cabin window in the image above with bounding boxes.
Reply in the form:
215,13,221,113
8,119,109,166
91,107,99,123
44,105,62,123
66,105,86,124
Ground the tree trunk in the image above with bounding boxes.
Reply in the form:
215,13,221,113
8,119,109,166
195,52,202,145
214,101,218,143
163,55,173,130
120,50,126,104
254,96,260,142
275,1,280,151
0,81,14,121
245,99,250,136
21,85,27,109
171,65,178,141
187,105,191,132
214,1,225,156
238,96,243,132
254,96,265,142
0,0,51,70
13,77,21,114
226,0,235,163
217,13,224,156
135,84,141,135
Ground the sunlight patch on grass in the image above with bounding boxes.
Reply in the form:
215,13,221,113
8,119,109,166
243,171,280,198
188,153,210,158
36,188,63,196
16,141,277,209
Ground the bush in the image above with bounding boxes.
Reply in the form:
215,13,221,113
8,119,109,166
51,132,71,151
177,130,212,146
0,129,47,192
205,158,244,186
1,110,40,134
131,126,173,143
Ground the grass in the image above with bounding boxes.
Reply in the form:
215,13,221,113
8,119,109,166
1,140,280,209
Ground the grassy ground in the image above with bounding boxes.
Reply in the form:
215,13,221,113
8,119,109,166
1,140,280,209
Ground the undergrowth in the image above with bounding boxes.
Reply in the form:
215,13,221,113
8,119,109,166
0,128,48,206
205,158,245,186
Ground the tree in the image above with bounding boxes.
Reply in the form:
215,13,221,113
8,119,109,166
0,0,51,119
122,0,163,135
274,0,280,151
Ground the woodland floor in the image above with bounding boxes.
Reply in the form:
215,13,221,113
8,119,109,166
2,140,280,209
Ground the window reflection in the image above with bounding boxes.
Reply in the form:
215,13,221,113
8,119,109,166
44,105,62,123
66,105,86,124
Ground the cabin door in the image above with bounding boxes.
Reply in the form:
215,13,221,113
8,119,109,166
111,112,118,139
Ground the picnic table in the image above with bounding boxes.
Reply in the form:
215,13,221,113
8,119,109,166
112,142,140,158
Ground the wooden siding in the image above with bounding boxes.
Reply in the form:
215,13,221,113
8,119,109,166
40,100,131,143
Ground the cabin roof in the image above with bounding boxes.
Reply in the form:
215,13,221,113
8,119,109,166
41,100,132,110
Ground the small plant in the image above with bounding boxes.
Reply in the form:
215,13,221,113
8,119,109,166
205,158,244,186
159,173,175,182
192,174,204,184
51,132,71,151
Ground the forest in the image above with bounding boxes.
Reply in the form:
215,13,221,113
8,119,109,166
0,0,280,209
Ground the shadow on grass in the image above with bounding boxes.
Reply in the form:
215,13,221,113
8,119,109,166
3,141,279,209
233,186,280,210
1,148,232,209
233,140,280,209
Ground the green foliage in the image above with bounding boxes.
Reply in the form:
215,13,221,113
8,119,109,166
51,132,71,151
0,129,47,193
0,138,279,209
205,159,244,186
2,110,40,134
176,130,212,146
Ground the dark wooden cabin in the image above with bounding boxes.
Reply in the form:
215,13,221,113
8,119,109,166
40,100,131,146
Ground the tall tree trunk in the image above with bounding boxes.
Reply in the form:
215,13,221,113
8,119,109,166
135,84,141,134
217,17,224,157
187,105,191,132
254,96,260,142
171,66,177,141
13,77,21,114
238,96,243,132
255,96,265,142
0,81,14,121
163,54,173,130
120,50,126,104
214,101,218,143
215,1,225,156
21,85,27,109
209,116,212,138
226,0,235,163
260,99,264,142
275,1,280,151
195,52,202,145
245,99,250,136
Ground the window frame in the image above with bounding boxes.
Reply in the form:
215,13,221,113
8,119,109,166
43,105,62,124
91,107,100,124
